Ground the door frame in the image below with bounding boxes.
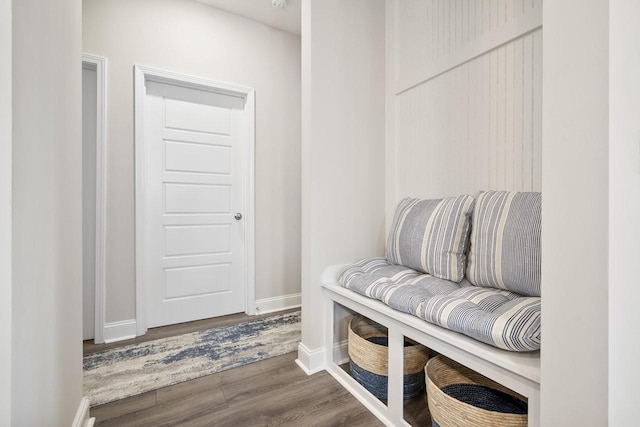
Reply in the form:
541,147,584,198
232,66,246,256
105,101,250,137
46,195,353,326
134,65,256,336
82,53,108,343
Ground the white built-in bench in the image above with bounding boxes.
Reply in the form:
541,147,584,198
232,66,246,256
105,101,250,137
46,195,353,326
320,192,542,427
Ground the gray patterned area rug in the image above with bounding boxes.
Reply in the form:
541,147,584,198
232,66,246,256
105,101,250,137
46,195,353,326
84,311,301,407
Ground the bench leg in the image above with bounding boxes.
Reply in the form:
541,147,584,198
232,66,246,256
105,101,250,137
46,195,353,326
528,387,540,427
388,328,404,424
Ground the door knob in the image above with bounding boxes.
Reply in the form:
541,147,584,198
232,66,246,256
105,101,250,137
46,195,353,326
234,213,243,220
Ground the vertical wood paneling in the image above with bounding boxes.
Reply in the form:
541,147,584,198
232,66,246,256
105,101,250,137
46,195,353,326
439,0,445,57
506,0,514,22
395,0,540,92
390,0,542,204
505,42,515,189
444,0,449,55
497,46,506,189
531,31,542,188
489,49,497,189
392,23,542,200
462,0,469,45
513,37,523,189
491,0,498,31
469,0,476,40
522,32,533,189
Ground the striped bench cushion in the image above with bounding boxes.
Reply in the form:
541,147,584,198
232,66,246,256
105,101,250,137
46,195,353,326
466,191,542,297
338,258,541,352
386,196,475,283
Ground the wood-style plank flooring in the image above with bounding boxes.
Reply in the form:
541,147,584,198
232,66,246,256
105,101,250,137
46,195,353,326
84,311,385,427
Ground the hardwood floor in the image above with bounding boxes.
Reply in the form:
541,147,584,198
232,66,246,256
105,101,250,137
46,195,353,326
90,352,383,427
84,311,385,426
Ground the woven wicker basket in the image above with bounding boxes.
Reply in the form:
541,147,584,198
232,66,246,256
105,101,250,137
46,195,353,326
426,355,528,427
348,315,429,400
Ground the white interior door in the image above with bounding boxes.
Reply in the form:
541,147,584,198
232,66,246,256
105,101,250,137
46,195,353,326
143,81,247,328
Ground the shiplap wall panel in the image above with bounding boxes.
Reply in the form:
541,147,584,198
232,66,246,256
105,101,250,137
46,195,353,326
388,0,542,206
396,0,540,86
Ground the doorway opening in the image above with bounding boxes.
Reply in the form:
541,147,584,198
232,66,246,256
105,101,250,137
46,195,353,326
82,54,107,343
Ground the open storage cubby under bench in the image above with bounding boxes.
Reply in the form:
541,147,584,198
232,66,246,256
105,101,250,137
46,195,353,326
322,266,541,427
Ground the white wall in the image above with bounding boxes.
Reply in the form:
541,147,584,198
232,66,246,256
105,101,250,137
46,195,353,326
82,66,97,340
386,0,542,222
609,1,640,424
12,0,84,424
83,0,302,324
0,0,12,423
298,0,386,372
541,1,609,425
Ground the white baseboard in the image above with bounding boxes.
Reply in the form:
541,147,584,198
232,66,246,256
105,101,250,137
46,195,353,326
295,342,326,375
71,397,95,427
333,339,349,365
103,319,137,343
254,293,301,315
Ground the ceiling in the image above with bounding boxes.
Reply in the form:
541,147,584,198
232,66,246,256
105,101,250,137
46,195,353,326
196,0,301,35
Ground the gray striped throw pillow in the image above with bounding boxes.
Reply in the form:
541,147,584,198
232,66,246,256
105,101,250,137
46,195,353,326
386,196,475,283
466,191,541,297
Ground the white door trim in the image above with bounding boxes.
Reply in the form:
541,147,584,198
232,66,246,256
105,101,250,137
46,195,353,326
82,53,107,344
134,65,256,336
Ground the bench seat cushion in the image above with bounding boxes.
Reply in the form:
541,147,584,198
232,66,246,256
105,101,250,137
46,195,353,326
338,258,541,352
